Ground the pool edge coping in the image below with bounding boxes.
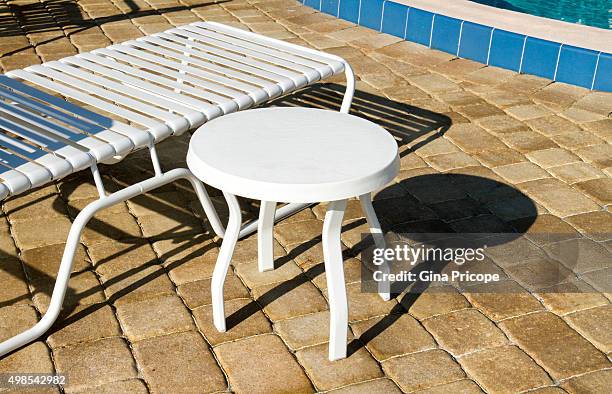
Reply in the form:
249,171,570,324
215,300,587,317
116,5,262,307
395,0,611,54
304,0,612,92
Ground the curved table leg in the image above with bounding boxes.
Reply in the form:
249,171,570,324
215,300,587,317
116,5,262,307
323,199,348,361
258,201,277,272
211,192,242,332
359,193,391,301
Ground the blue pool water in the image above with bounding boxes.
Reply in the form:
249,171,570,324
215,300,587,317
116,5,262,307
470,0,611,29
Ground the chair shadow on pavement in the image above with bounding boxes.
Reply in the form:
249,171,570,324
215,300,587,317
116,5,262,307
267,83,453,154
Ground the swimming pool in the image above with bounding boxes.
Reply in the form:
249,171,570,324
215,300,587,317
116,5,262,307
303,0,612,91
470,0,611,29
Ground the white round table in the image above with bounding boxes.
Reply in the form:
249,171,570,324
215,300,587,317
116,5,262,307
187,107,399,360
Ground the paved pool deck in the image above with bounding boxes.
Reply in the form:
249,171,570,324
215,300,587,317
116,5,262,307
0,0,610,392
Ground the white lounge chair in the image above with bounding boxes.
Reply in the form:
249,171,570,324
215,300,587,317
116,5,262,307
0,21,355,356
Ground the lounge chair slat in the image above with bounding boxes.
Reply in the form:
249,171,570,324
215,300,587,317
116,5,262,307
161,29,310,85
90,48,234,116
186,24,333,73
137,36,277,100
177,25,323,78
125,42,253,104
154,32,298,91
8,69,172,141
137,36,284,97
29,64,190,133
0,165,34,194
0,75,151,149
52,59,202,116
0,100,123,163
104,45,248,111
69,54,221,115
0,146,53,188
200,22,345,73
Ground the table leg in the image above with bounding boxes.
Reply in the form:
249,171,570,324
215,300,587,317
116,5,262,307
323,199,348,361
258,200,277,272
212,192,242,332
359,193,391,301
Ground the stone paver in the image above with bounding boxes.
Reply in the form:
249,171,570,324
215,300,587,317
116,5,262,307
565,304,612,354
535,280,609,315
544,238,612,274
0,0,610,391
351,313,436,360
235,259,302,288
0,342,54,374
0,259,30,307
214,334,312,393
296,343,384,391
252,277,328,320
274,311,333,350
193,298,272,345
47,303,122,348
115,295,195,341
405,286,471,320
10,216,73,250
561,369,612,393
493,162,550,184
413,379,484,394
422,309,508,356
548,162,607,184
132,331,227,393
463,281,544,321
526,115,583,136
54,337,138,392
459,346,552,393
500,130,558,153
574,178,612,205
177,274,250,309
526,148,580,168
382,349,466,392
327,378,402,393
500,312,610,380
517,178,600,217
70,379,148,394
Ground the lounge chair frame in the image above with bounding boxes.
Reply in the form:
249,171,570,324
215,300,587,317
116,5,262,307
0,22,355,356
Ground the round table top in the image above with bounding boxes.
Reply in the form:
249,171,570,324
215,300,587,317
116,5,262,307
187,108,399,203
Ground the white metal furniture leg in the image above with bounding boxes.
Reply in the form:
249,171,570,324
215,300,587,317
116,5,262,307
238,202,311,238
211,192,242,332
190,173,225,239
0,168,219,357
322,199,349,361
359,193,391,301
257,201,277,272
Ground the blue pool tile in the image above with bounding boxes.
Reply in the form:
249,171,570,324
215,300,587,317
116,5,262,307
593,52,612,92
381,1,408,38
458,22,492,64
488,29,524,71
304,0,321,9
359,0,384,30
339,0,360,23
555,45,599,88
431,15,462,55
406,8,434,46
521,37,561,79
321,0,339,16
